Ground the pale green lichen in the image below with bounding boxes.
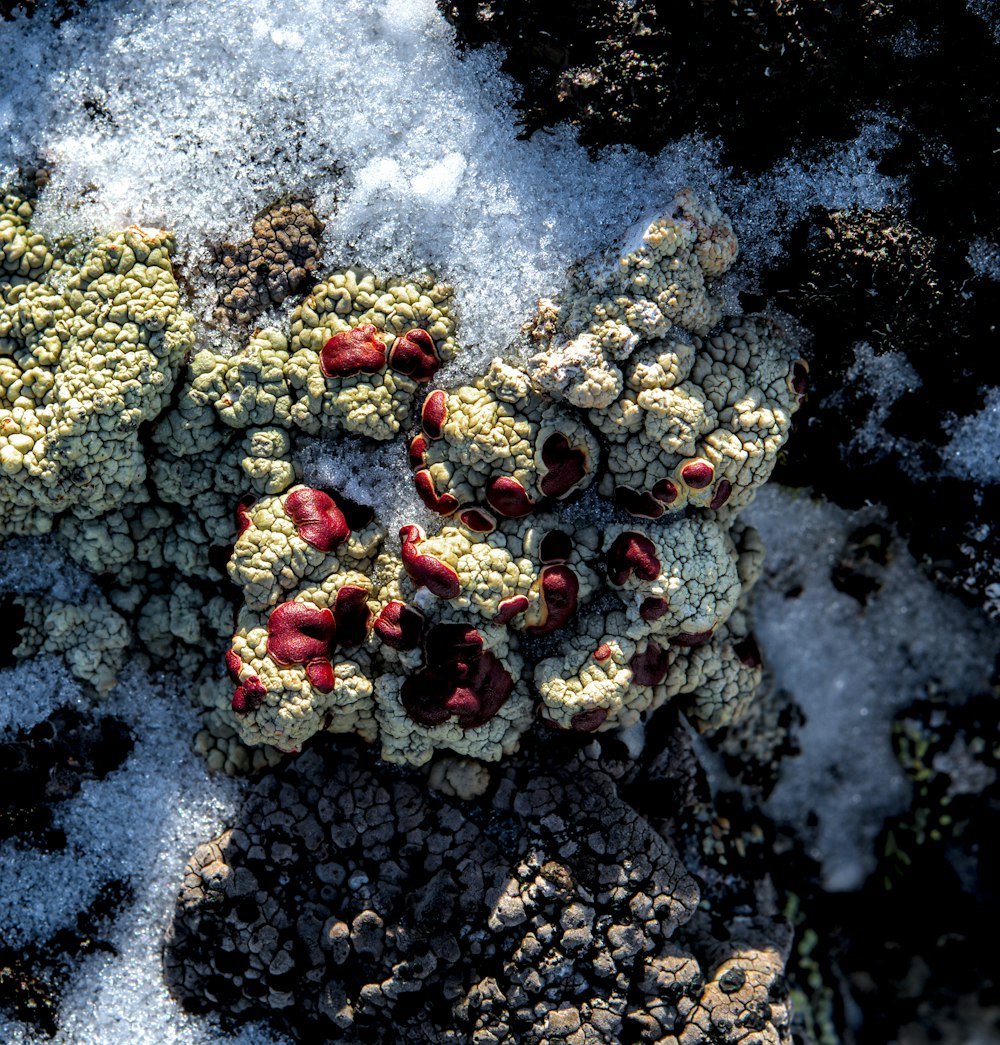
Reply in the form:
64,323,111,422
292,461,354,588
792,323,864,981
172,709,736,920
0,194,195,535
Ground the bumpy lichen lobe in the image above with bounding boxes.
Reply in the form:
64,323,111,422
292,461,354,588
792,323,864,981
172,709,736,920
1,184,798,775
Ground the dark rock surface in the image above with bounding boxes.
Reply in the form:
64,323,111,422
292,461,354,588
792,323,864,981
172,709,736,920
166,729,793,1043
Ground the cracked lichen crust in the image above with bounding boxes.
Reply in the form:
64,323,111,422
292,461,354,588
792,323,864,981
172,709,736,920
0,193,195,537
165,738,792,1043
284,268,458,440
595,316,807,517
409,359,600,519
526,190,738,410
535,519,763,733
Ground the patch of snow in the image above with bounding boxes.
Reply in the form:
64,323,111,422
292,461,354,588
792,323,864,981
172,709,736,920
746,486,1000,891
942,386,1000,483
718,119,906,290
842,341,924,462
0,660,288,1044
966,237,1000,281
297,436,436,546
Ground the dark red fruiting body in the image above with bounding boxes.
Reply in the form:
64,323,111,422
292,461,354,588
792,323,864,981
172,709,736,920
267,602,336,665
232,675,267,714
630,641,672,686
413,469,459,515
320,323,386,377
538,530,572,564
639,596,670,621
709,479,733,510
305,659,336,693
593,643,612,661
652,478,679,505
424,622,484,670
791,360,809,397
538,432,589,498
614,485,664,519
400,524,461,599
373,600,425,650
402,647,514,729
225,648,244,682
485,476,534,518
571,708,608,732
408,434,429,468
387,328,441,382
681,460,714,489
421,389,448,438
606,532,660,585
284,487,350,551
333,585,371,648
671,628,714,648
525,565,579,636
460,508,496,533
734,635,762,667
493,594,529,625
236,495,256,536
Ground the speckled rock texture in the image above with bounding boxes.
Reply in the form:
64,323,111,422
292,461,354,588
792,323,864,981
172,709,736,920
208,200,324,330
165,732,793,1044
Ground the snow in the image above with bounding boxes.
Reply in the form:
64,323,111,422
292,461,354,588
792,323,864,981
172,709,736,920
842,341,924,463
966,237,1000,281
746,487,1000,891
943,386,1000,483
0,654,288,1044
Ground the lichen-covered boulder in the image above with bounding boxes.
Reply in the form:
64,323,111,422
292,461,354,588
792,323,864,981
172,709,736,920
0,193,195,536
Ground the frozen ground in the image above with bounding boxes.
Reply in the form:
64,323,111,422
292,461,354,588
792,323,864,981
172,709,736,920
0,0,992,1039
